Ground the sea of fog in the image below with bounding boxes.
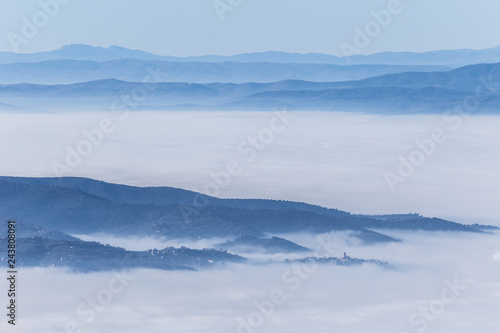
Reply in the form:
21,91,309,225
1,231,499,333
0,111,498,225
1,111,499,332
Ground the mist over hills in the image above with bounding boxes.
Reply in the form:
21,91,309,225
1,44,499,113
0,220,80,241
1,60,499,113
0,236,246,271
215,235,312,254
1,44,499,271
2,176,495,271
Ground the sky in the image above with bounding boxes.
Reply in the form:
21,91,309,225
0,0,500,56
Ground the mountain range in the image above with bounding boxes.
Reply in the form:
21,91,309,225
1,176,497,271
1,45,499,269
0,176,490,239
2,44,500,67
0,59,449,84
1,61,499,113
1,44,499,113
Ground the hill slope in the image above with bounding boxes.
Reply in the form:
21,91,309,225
0,177,485,244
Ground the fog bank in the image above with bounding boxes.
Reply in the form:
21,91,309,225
1,111,498,226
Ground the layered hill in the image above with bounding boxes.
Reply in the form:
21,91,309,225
216,236,312,254
0,177,486,244
0,236,245,271
0,59,449,85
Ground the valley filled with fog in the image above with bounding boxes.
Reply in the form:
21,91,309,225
5,230,500,333
0,111,498,225
2,0,500,331
1,110,499,332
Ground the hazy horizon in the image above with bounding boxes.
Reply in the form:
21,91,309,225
3,42,500,57
1,1,499,332
1,0,500,56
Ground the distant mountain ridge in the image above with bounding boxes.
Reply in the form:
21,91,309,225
0,59,449,84
1,61,499,113
1,44,500,67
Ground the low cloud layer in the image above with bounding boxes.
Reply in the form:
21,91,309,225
1,110,499,331
1,230,498,333
0,111,499,226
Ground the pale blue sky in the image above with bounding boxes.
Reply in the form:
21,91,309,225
1,0,499,56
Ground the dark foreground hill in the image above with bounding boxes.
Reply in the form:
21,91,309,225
0,177,488,245
1,44,499,67
0,220,80,241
